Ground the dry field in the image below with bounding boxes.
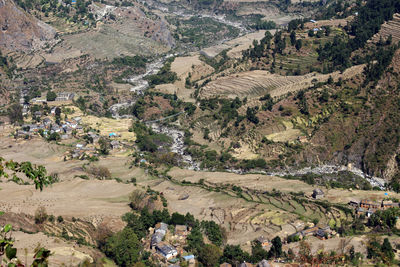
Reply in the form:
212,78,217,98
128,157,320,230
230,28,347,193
372,13,400,43
198,64,365,100
155,55,214,102
303,18,351,29
147,178,301,245
201,30,270,58
12,231,102,266
167,168,400,205
80,115,136,141
0,179,133,221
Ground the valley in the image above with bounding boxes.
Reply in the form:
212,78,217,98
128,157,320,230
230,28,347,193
1,0,400,266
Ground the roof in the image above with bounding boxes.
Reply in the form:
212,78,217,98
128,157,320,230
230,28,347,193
175,225,187,231
313,188,324,195
155,222,168,231
301,226,319,235
257,260,271,267
316,229,327,237
360,200,379,205
182,255,195,260
220,263,232,267
239,263,254,267
156,243,177,256
356,207,365,212
151,232,164,246
256,236,269,243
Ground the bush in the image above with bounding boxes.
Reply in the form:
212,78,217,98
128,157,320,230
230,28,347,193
57,216,64,223
46,91,57,101
48,215,55,223
104,228,141,266
35,206,48,224
87,166,112,180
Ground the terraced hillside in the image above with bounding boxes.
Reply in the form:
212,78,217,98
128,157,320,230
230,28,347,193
372,13,400,43
198,64,365,100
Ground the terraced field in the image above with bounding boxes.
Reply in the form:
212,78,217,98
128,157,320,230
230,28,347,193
372,13,400,43
159,168,361,245
199,64,365,100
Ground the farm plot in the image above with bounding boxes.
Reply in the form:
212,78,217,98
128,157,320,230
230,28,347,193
199,64,364,100
372,13,400,43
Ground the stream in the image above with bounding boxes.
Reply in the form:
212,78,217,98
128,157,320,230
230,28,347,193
108,5,387,188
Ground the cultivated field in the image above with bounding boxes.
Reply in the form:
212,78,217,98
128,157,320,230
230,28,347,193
201,30,270,58
156,55,214,102
198,64,365,100
372,13,400,43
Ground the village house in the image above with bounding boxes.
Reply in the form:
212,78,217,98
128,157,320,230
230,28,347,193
289,225,332,241
220,263,232,267
55,92,75,102
182,255,195,261
312,188,324,199
155,243,178,260
74,116,82,123
257,260,271,267
151,232,164,249
43,118,52,127
65,119,78,129
297,136,308,143
76,125,84,133
300,226,319,237
315,226,331,239
175,225,188,237
155,222,168,235
110,140,120,150
359,200,380,210
34,111,42,118
22,104,29,116
239,262,255,267
381,200,400,209
50,107,57,115
151,222,169,249
349,200,359,207
256,236,270,248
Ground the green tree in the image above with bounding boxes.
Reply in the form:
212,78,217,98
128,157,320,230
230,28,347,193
269,236,282,258
295,39,302,51
221,245,251,265
198,244,222,267
47,132,60,142
290,30,296,46
381,238,394,264
8,103,23,124
98,136,110,155
104,228,141,267
251,240,268,262
46,91,57,102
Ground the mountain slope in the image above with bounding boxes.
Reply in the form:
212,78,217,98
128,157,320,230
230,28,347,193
0,0,56,52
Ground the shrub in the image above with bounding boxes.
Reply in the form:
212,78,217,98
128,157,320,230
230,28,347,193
34,206,48,224
48,215,55,223
87,166,112,180
57,216,64,223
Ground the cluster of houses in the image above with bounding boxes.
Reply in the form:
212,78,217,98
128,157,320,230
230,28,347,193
289,225,333,241
19,90,75,116
149,222,195,266
17,112,83,140
349,199,400,218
